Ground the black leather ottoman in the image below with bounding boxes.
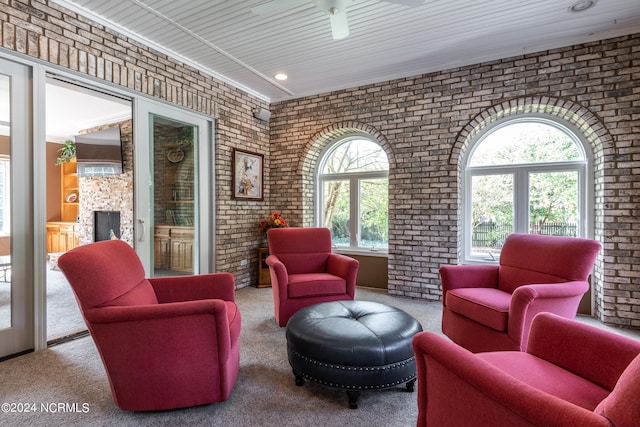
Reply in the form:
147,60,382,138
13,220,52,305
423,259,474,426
285,300,423,409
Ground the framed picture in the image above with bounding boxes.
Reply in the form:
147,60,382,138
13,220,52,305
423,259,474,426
232,148,263,200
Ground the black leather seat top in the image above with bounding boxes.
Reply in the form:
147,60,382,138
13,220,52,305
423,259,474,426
286,300,423,367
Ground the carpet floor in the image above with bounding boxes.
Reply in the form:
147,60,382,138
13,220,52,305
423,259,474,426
0,286,444,427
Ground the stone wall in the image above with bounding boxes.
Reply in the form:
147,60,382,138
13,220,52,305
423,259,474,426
269,34,640,328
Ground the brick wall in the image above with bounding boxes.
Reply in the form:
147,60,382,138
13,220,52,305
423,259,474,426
2,2,639,327
269,35,640,328
2,0,271,289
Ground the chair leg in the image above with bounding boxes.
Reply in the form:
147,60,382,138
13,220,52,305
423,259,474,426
293,371,305,386
406,378,417,392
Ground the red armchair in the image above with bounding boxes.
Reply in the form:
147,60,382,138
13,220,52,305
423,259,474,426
439,233,601,352
57,240,241,411
412,312,640,427
266,227,359,327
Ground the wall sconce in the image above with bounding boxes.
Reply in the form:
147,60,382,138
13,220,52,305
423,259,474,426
253,107,271,122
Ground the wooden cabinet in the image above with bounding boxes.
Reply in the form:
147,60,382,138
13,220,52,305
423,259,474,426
153,226,171,270
46,222,80,253
154,225,194,273
61,159,79,222
258,247,271,288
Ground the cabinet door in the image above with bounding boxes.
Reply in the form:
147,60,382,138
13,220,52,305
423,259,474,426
154,237,170,269
46,225,58,253
170,238,193,272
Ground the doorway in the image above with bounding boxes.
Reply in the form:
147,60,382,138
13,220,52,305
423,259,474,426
44,77,132,343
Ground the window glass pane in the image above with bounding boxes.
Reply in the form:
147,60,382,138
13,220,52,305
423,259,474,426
471,174,513,258
529,171,578,237
323,180,350,247
322,139,388,174
470,122,583,166
360,178,388,249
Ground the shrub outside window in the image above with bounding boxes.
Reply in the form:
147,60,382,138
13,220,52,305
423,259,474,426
318,138,389,251
464,117,590,262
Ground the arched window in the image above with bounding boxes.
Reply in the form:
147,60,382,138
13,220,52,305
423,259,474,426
463,116,591,262
317,137,389,251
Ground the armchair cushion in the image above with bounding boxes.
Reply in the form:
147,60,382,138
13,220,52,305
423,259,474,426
446,288,511,331
478,352,609,410
288,273,347,298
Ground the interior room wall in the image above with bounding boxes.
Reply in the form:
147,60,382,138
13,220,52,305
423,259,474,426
46,142,62,222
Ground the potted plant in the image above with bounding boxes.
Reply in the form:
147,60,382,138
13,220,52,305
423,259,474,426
55,140,76,166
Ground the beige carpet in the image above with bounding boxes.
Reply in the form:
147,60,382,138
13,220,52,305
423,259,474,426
0,286,444,427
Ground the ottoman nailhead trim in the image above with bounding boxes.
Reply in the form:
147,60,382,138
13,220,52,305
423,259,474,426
289,349,417,390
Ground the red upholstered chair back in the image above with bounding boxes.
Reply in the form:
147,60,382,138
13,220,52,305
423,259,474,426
497,233,601,294
58,239,158,311
267,227,332,275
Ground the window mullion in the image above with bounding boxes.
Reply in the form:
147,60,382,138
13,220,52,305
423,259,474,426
350,177,358,247
514,169,529,234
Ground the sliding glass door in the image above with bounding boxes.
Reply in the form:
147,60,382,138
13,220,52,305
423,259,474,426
134,100,214,276
0,59,34,358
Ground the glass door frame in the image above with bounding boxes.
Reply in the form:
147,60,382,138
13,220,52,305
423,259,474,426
0,57,35,358
134,98,215,276
19,58,216,352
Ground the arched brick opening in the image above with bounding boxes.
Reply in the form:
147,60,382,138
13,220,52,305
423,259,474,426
297,122,394,227
450,97,612,320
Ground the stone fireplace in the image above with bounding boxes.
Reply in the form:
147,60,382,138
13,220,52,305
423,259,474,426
77,120,134,246
94,211,121,241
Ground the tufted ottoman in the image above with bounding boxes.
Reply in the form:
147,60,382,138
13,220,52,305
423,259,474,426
285,300,423,408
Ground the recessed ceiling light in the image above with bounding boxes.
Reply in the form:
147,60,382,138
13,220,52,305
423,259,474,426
569,0,597,12
274,73,288,81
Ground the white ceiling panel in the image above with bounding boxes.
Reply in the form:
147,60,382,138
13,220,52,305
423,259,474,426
51,0,640,101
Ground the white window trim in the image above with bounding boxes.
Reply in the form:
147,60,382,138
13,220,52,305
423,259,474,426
315,136,389,253
461,114,594,264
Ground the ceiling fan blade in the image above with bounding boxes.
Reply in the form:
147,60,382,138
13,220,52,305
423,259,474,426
381,0,426,6
329,10,349,39
251,0,302,16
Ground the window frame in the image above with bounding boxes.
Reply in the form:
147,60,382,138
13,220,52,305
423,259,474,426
316,135,389,253
462,114,593,264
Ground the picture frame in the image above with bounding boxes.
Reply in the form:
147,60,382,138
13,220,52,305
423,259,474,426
232,148,264,201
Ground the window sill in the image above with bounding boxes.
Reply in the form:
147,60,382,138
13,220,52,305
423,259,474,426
334,248,389,258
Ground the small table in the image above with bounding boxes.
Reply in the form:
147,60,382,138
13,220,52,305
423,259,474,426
285,300,423,409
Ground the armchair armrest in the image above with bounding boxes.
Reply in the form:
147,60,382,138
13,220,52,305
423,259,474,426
439,264,499,298
526,313,640,391
149,272,235,304
86,299,233,361
412,331,610,427
327,253,359,297
265,254,290,301
508,281,589,349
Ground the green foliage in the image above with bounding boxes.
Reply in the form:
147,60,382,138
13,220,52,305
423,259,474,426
55,140,76,166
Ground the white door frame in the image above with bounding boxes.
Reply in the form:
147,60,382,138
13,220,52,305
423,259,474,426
0,57,35,357
0,50,215,352
133,99,215,276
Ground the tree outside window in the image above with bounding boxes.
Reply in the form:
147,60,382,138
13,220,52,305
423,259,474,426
465,119,588,261
319,138,389,250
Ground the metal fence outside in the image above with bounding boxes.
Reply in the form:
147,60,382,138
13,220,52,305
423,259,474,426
473,222,577,248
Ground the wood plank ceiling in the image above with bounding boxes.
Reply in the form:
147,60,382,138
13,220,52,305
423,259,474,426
52,0,640,102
